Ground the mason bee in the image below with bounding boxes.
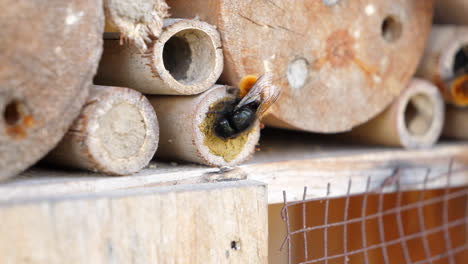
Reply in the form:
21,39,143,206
214,73,281,139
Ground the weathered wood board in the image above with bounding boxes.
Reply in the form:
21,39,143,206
8,131,468,205
166,0,433,133
0,0,104,180
0,181,268,264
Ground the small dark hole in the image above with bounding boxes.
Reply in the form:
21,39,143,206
453,46,468,75
4,100,22,126
381,16,402,43
231,241,240,251
163,36,192,81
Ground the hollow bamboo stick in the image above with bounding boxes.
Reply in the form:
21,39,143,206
443,106,468,140
96,18,223,95
104,0,169,50
46,85,159,176
416,25,468,106
149,85,260,167
434,0,468,25
166,0,433,133
0,0,104,180
346,79,444,149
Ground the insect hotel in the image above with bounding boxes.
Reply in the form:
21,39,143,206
0,0,467,263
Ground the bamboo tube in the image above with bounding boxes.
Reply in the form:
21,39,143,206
435,0,468,25
96,19,223,95
104,0,169,50
416,25,468,106
347,79,444,149
149,85,260,167
0,0,104,181
443,106,468,140
166,0,433,133
46,85,159,176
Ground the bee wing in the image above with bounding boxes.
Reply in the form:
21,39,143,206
235,72,281,117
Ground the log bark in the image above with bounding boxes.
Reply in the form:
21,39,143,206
346,79,444,149
166,0,433,133
96,19,223,95
443,106,468,140
0,0,104,180
434,0,468,25
46,85,159,176
104,0,169,50
416,25,468,106
148,85,260,167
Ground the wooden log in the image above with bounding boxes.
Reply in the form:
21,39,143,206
443,106,468,140
434,0,468,25
416,25,468,106
104,0,169,50
96,19,223,95
166,0,433,133
46,85,159,176
346,79,445,149
0,0,104,181
0,181,268,263
149,85,260,167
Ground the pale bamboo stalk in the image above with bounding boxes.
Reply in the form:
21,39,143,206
416,25,468,106
443,106,468,140
149,85,260,167
347,79,445,149
46,85,159,175
96,19,223,95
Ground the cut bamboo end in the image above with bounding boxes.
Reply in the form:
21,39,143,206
96,18,223,95
149,85,260,167
416,25,468,105
46,85,159,175
443,106,468,140
103,0,169,50
348,79,445,149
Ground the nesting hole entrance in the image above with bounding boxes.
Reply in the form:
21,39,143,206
453,46,468,74
162,29,216,85
404,94,435,136
231,240,240,251
3,100,23,126
381,16,402,43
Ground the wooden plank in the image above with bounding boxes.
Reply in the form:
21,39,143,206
6,131,468,205
0,180,268,264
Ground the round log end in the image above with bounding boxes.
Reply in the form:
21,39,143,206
151,19,224,95
397,79,445,149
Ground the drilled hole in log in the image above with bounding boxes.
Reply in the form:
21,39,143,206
453,45,468,74
404,93,435,136
381,16,402,43
162,29,215,85
3,100,23,126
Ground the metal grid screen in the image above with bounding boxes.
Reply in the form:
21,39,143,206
280,169,468,264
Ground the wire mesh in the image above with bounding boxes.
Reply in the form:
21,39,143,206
280,162,468,264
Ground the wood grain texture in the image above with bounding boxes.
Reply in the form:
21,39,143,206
0,181,268,264
346,79,445,149
45,85,159,176
96,19,223,95
0,0,104,180
166,0,433,133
